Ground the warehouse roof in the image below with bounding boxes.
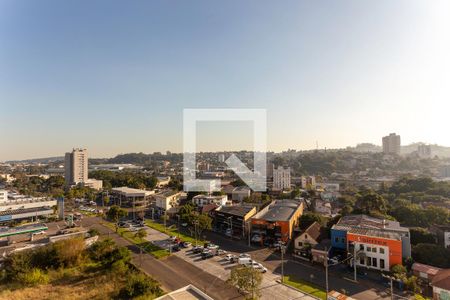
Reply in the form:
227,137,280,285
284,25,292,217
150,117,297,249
259,200,302,222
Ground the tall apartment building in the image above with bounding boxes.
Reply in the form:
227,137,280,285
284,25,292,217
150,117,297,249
417,144,432,158
65,148,88,185
273,166,291,190
382,133,401,155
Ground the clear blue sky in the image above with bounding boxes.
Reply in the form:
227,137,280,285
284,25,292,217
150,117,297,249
1,0,449,160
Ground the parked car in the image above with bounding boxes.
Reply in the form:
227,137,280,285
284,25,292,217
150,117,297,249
170,244,180,252
239,253,251,259
217,249,227,256
251,234,261,243
201,250,214,260
180,242,192,248
238,257,252,266
192,246,203,254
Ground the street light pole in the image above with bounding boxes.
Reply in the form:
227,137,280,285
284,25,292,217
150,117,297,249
248,221,251,247
280,244,286,283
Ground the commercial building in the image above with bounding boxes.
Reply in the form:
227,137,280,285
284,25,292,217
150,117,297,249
412,263,441,284
192,194,229,207
251,200,304,243
0,191,57,223
213,205,256,238
273,166,291,190
84,179,103,190
331,215,411,271
111,187,154,208
65,148,88,185
382,133,401,155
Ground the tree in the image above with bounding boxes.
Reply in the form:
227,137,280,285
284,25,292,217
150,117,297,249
194,213,212,238
135,228,147,240
409,228,435,245
121,272,163,298
107,205,128,232
88,228,100,237
228,266,263,299
355,190,387,214
298,212,325,230
412,243,450,268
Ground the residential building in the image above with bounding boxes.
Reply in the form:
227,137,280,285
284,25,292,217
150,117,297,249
431,269,450,300
218,153,225,163
65,148,88,185
294,221,326,258
153,190,182,212
300,176,316,190
0,190,7,203
192,194,229,207
382,133,401,155
213,205,257,238
273,166,291,190
418,144,432,158
412,263,441,284
430,225,450,248
314,199,332,216
251,199,304,242
156,176,171,187
231,186,251,202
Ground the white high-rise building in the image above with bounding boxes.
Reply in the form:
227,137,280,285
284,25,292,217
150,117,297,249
65,148,88,185
273,166,291,190
382,133,401,155
417,144,432,158
218,153,225,163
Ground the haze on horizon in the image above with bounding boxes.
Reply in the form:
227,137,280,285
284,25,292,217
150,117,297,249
1,0,450,161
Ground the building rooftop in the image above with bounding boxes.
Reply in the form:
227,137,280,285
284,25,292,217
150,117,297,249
431,269,450,291
412,263,441,276
112,187,153,196
0,206,54,217
215,205,255,217
302,221,322,241
334,214,409,233
155,285,213,300
258,200,302,222
347,227,402,241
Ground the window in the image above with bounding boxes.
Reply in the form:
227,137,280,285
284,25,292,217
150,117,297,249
341,237,346,243
366,257,371,266
372,258,377,267
298,242,303,247
367,247,371,252
372,247,377,253
360,257,365,265
380,248,385,254
359,244,364,251
305,234,308,239
335,237,339,243
380,259,385,269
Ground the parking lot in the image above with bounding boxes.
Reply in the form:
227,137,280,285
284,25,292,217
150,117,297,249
142,225,316,300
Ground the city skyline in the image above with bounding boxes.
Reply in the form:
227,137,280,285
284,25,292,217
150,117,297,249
1,0,450,160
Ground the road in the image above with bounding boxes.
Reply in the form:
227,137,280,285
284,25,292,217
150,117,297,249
82,217,243,300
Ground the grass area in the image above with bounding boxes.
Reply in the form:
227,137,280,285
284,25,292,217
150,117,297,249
283,275,327,300
0,263,124,300
102,222,170,259
144,220,206,245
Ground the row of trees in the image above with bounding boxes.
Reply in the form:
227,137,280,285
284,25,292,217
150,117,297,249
89,170,157,190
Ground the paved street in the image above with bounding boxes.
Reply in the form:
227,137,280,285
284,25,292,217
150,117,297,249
82,217,243,300
144,225,316,300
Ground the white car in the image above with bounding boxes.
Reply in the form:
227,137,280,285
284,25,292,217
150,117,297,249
239,253,251,259
32,231,46,235
225,254,236,261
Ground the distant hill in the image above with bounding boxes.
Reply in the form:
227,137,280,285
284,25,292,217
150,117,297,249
401,143,450,157
6,156,64,164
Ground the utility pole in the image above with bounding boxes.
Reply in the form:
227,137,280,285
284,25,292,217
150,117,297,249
325,247,329,295
177,215,180,238
390,276,394,300
353,245,357,282
247,221,251,247
228,216,233,240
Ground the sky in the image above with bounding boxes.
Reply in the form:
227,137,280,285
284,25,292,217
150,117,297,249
1,0,449,161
